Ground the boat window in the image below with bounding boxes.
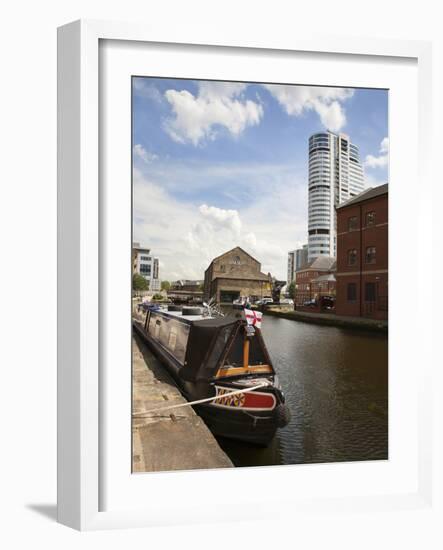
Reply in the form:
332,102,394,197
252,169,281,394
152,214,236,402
223,329,268,368
204,324,234,372
147,313,190,364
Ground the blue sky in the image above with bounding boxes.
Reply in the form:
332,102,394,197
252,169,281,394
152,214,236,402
132,77,388,280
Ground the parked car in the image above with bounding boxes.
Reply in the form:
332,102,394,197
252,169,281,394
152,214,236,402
280,298,294,305
303,298,317,307
256,298,274,306
319,295,335,310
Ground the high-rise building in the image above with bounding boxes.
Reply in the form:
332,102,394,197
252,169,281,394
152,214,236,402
307,131,365,261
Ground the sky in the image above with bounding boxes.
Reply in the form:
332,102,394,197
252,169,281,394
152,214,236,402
132,77,388,281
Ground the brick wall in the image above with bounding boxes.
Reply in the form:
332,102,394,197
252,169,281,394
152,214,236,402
335,192,388,320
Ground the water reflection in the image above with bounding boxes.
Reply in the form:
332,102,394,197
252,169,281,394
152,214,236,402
217,313,388,466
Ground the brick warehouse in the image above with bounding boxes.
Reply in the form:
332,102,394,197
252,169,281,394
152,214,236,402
203,247,272,303
335,184,388,320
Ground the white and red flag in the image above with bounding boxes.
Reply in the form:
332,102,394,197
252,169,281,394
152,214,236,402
244,309,263,329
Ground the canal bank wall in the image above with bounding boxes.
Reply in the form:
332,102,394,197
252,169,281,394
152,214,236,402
263,307,388,333
132,331,233,473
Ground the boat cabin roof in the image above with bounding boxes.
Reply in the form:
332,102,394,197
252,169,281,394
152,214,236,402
153,308,242,327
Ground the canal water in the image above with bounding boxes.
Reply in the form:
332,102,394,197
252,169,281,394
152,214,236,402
216,313,388,467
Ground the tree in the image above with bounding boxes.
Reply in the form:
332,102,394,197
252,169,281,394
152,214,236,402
288,281,296,300
152,293,164,301
133,273,149,291
161,280,171,291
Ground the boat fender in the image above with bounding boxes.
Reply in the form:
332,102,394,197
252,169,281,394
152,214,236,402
274,404,291,428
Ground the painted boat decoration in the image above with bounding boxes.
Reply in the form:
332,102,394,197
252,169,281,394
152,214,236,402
133,304,290,446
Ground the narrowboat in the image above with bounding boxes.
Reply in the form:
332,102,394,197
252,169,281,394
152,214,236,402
133,304,291,446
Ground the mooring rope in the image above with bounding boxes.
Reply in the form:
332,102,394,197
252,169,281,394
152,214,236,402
132,381,269,419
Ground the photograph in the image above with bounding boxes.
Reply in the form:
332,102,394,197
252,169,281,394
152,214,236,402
131,76,389,473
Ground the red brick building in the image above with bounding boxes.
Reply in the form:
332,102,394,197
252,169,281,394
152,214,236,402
335,184,388,320
295,256,336,310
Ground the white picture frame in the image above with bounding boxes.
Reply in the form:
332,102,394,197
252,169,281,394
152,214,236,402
57,19,433,531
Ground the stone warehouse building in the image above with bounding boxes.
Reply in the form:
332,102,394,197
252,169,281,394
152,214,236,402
203,247,272,303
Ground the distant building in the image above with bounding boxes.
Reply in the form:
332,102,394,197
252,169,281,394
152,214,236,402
295,255,336,308
287,248,308,285
171,280,203,291
168,280,204,304
296,245,308,271
287,251,296,285
132,242,161,291
287,245,308,285
204,246,272,303
335,184,388,320
308,131,365,261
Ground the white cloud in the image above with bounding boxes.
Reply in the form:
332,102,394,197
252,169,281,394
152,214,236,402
133,144,158,164
380,136,389,154
365,136,389,168
263,85,354,132
163,82,263,145
133,78,163,103
198,204,242,235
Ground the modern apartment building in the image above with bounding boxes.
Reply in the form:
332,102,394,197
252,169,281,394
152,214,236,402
308,131,365,261
132,242,161,291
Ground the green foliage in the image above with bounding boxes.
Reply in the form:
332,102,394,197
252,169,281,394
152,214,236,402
152,293,164,301
161,280,171,291
133,273,149,291
288,281,296,299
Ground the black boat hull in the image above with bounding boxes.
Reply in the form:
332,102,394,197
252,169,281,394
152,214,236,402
133,317,290,446
195,403,281,446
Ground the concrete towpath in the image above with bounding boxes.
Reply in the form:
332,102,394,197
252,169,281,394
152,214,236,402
263,307,388,333
132,332,233,473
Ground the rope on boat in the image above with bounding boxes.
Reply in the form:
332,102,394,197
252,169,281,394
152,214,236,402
132,382,269,418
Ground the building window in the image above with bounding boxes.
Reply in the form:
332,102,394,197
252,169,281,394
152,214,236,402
348,216,358,231
232,255,241,265
365,211,376,226
365,246,376,264
365,282,376,302
347,283,357,302
140,264,151,275
220,264,225,272
347,249,357,266
140,255,151,261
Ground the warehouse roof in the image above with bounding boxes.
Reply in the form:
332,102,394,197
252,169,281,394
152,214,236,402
336,183,388,210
